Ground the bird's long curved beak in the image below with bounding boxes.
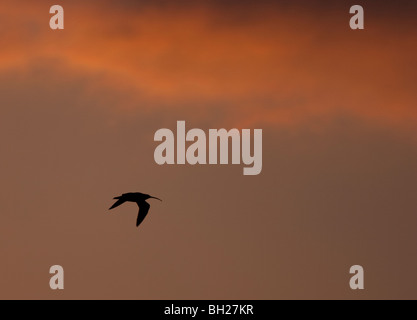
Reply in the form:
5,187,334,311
150,196,162,202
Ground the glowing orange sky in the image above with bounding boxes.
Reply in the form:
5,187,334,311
1,1,416,130
1,0,417,300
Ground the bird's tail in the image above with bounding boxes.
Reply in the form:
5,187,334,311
114,196,121,199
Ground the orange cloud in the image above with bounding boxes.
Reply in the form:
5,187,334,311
0,1,416,131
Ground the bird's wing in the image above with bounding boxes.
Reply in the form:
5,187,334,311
136,202,150,227
109,199,126,210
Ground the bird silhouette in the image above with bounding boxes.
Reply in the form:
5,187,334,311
109,192,162,227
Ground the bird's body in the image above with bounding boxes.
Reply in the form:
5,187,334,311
109,192,161,227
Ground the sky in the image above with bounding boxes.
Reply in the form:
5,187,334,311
0,0,416,299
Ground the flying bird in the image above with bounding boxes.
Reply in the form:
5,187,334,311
109,192,162,227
